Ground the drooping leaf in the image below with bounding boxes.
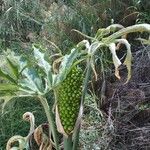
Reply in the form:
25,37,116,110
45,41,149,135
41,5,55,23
123,42,132,83
115,39,132,83
109,43,122,79
137,38,150,45
104,24,150,44
124,51,132,83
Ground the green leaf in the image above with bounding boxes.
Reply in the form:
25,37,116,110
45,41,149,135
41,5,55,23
0,68,17,84
20,68,45,94
6,52,27,73
0,83,19,91
53,48,79,86
33,46,51,74
0,52,27,85
6,58,19,80
33,46,53,88
0,84,19,111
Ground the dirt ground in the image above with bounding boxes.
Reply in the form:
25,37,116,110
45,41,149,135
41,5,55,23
101,45,150,150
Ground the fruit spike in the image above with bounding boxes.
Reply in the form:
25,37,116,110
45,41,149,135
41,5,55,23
57,67,83,134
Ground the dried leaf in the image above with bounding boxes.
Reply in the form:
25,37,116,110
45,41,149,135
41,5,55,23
6,135,26,150
55,105,68,137
33,124,52,150
73,101,83,136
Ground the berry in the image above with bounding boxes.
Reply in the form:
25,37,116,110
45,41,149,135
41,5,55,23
57,67,83,134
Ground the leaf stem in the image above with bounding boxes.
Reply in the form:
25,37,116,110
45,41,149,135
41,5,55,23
39,96,60,150
64,135,73,150
73,56,92,150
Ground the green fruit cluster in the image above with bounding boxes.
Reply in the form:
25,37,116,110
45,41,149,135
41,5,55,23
57,67,83,134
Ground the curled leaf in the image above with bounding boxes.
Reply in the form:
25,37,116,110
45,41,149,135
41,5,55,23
6,135,27,150
77,40,90,49
23,112,35,138
115,39,132,83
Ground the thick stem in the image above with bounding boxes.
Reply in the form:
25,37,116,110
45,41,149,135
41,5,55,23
72,124,80,150
64,135,73,150
81,58,92,104
73,57,92,150
39,96,60,150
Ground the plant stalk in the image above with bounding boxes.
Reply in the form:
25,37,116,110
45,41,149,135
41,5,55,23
73,57,92,150
39,96,60,150
64,135,73,150
72,124,80,150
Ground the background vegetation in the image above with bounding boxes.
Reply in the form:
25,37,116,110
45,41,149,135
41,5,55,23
0,0,150,149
